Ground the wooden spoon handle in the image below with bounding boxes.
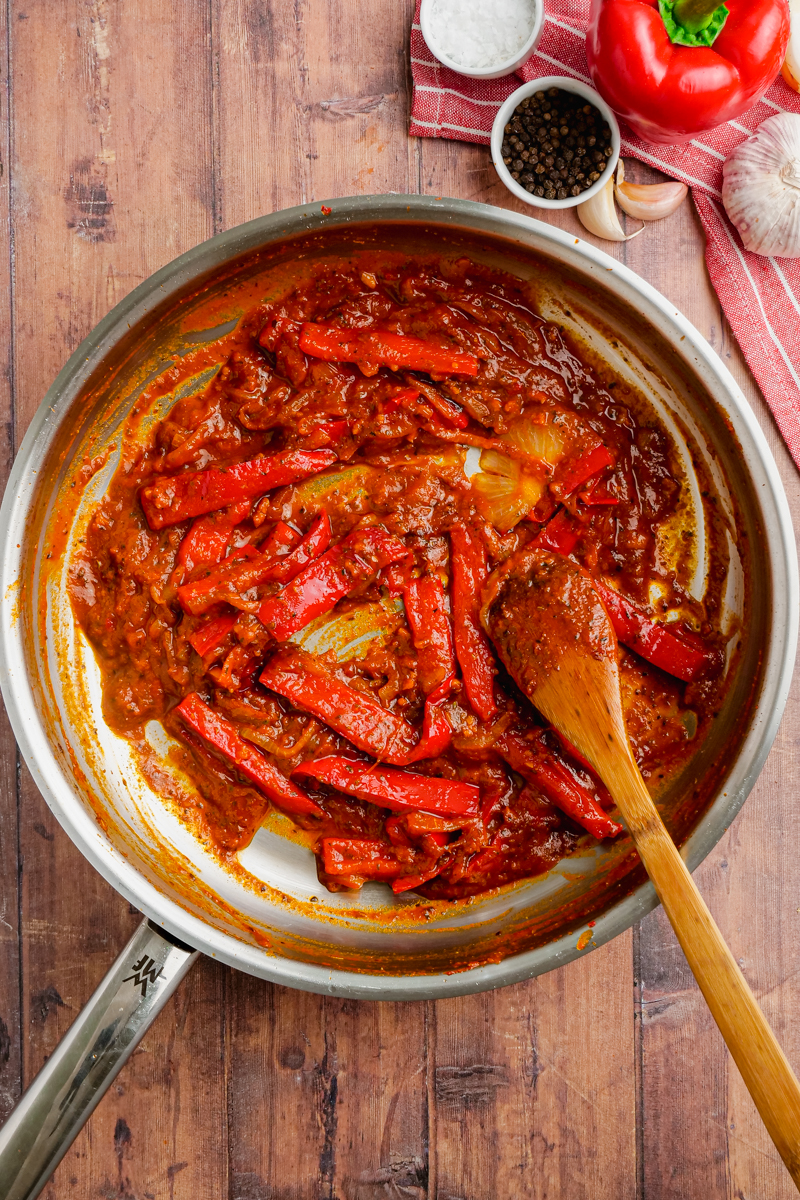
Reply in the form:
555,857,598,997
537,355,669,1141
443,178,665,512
620,764,800,1187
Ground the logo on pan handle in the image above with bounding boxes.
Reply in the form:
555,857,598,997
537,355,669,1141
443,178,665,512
122,954,163,998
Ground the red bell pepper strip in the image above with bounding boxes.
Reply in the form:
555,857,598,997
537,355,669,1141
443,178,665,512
407,375,470,429
586,0,789,144
260,650,418,762
176,693,322,816
391,826,452,892
259,520,302,557
189,613,238,659
258,512,332,586
391,838,451,893
380,560,412,597
309,419,349,446
390,569,458,761
140,449,337,529
595,581,711,683
403,573,456,696
456,843,503,880
293,757,480,819
298,323,480,377
449,526,498,722
258,523,408,640
499,733,623,841
396,679,454,764
532,508,580,556
178,521,302,615
177,498,252,573
258,315,302,350
260,649,451,766
320,839,405,879
552,729,598,778
397,812,465,837
579,482,619,507
383,386,420,414
554,444,613,501
551,730,616,811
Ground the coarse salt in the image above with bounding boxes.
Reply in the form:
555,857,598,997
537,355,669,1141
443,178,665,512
427,0,537,70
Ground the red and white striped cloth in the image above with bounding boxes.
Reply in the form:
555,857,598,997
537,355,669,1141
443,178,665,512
410,0,800,470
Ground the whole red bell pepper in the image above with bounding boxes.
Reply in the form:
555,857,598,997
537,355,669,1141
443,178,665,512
586,0,790,144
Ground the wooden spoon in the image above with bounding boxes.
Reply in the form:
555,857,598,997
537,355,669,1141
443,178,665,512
483,548,800,1189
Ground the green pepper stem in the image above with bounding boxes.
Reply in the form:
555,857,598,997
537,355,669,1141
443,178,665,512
672,0,723,33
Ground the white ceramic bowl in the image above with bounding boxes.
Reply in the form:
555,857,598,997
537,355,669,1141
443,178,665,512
491,76,621,209
419,0,544,80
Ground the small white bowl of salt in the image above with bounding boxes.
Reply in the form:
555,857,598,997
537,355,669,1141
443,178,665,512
420,0,544,80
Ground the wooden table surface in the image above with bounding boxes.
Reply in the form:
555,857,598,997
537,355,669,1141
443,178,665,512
0,4,798,1198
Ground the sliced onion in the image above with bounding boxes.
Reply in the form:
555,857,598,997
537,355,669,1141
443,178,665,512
501,418,565,465
472,451,544,532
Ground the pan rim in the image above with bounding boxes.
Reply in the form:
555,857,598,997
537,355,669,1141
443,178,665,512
1,193,796,1000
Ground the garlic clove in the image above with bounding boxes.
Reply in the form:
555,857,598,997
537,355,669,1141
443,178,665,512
614,159,688,221
781,0,800,92
618,159,690,220
616,180,688,221
577,174,645,242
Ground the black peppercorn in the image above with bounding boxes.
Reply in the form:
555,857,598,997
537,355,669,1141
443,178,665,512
499,86,614,200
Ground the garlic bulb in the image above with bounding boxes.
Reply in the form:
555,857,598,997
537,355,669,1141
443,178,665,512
781,0,800,92
722,114,800,258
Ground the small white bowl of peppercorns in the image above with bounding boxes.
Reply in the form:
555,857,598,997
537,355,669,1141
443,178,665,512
491,77,620,209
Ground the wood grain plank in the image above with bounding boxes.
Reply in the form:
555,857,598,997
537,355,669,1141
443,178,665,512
10,0,216,428
429,938,637,1200
226,978,429,1198
56,957,229,1200
212,0,419,231
0,0,21,1128
9,2,226,1197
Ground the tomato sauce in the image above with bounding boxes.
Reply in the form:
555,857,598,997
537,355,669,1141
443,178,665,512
69,251,732,900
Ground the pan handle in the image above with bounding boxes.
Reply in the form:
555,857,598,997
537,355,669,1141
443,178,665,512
0,918,200,1200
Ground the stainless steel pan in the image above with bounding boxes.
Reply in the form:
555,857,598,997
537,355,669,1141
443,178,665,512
0,194,795,1199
